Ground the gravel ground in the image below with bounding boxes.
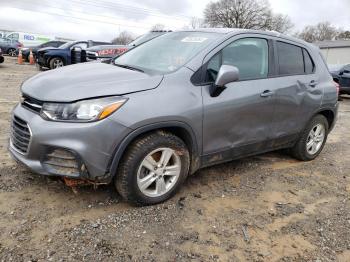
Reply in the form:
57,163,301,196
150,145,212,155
0,57,350,262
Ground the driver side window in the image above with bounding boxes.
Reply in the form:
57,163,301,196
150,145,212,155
206,38,269,82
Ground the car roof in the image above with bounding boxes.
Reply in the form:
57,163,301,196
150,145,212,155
177,28,315,49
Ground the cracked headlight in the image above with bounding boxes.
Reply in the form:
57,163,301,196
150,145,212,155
40,96,128,122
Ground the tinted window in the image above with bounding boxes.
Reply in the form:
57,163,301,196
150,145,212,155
277,42,304,75
206,38,269,82
303,49,315,74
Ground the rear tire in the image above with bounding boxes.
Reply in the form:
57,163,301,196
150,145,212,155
115,131,190,205
291,115,329,161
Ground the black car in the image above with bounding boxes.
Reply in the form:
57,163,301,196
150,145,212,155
22,40,66,62
36,40,111,70
329,64,350,95
0,48,4,63
0,38,23,56
85,31,171,61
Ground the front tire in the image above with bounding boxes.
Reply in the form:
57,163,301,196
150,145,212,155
8,48,17,57
115,131,190,205
49,57,64,69
291,115,329,161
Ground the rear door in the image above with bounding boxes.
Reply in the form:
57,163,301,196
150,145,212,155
202,36,278,161
270,41,322,146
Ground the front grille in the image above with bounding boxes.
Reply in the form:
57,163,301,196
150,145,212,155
22,96,43,113
11,116,31,154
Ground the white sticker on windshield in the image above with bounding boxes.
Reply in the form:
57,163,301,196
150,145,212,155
181,37,208,43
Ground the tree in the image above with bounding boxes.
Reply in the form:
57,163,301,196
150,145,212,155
297,22,340,42
151,24,165,31
337,30,350,40
203,0,293,33
190,17,207,29
112,31,134,45
265,13,294,33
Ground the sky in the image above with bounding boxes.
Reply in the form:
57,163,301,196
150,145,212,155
0,0,349,41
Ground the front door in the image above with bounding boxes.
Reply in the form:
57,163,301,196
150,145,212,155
202,37,277,164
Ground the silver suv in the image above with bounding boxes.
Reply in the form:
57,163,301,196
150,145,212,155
9,29,338,205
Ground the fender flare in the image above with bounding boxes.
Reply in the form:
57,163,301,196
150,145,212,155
108,121,201,178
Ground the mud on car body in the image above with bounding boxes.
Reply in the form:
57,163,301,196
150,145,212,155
9,29,338,205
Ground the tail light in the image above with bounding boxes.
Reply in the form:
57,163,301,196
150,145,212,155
17,42,23,48
334,81,340,96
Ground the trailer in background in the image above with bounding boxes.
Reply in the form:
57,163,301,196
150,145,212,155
5,32,55,47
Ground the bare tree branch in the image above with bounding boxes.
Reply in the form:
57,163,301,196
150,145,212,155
111,31,134,45
204,0,293,33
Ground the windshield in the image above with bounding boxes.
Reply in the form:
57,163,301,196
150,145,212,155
114,32,220,74
129,32,165,47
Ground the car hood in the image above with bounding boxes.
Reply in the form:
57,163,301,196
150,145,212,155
21,62,163,102
37,47,60,53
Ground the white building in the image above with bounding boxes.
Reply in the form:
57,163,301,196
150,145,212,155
315,40,350,65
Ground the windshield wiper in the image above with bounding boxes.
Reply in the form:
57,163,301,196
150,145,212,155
114,63,144,73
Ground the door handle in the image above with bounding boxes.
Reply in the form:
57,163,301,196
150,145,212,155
309,80,318,88
260,90,274,97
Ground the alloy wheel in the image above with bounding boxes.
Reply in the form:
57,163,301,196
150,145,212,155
53,59,64,68
306,123,325,155
9,49,16,57
137,148,181,197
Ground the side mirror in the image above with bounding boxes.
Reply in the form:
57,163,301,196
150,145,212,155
215,65,239,87
210,65,239,97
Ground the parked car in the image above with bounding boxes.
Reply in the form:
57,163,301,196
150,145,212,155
85,30,171,62
0,38,23,56
9,29,338,205
36,40,111,69
21,40,66,62
329,64,350,95
0,48,4,63
86,45,128,62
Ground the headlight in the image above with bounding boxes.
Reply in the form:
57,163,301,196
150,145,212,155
40,96,128,122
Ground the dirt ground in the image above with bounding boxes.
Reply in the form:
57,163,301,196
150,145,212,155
0,57,350,262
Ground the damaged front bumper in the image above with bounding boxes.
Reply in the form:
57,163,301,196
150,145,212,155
8,103,131,183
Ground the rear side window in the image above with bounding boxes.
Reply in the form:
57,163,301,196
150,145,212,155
303,49,315,74
277,42,304,75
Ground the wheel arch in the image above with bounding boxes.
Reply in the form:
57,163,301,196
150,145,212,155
313,108,336,132
109,122,201,179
